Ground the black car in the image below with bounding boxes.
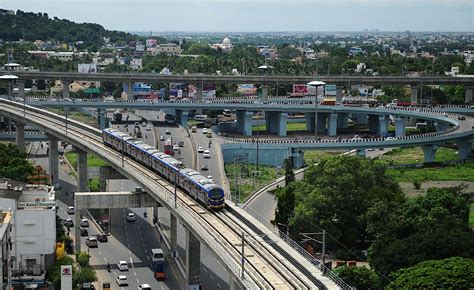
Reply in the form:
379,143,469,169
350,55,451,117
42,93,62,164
80,228,88,237
97,234,108,242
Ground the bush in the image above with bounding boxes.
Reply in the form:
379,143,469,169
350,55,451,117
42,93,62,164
76,252,90,267
333,265,380,290
413,180,422,189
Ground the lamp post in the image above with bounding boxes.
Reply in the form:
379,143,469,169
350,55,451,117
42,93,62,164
307,81,326,140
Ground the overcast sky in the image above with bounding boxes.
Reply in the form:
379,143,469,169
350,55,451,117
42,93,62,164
2,0,473,32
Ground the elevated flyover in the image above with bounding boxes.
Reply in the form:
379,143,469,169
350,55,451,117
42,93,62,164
0,99,345,289
10,71,474,86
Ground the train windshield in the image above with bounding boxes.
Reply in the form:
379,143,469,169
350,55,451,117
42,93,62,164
208,188,224,199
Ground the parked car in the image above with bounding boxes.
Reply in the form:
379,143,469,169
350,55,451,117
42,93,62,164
97,234,108,243
63,218,74,227
197,146,204,153
85,237,98,248
80,228,89,237
66,206,75,215
116,275,128,286
126,213,136,222
117,261,129,271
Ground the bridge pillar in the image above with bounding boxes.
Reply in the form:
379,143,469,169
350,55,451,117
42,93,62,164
378,115,389,137
465,86,473,104
62,80,71,98
354,113,368,125
410,85,419,106
170,213,177,257
336,85,344,103
290,148,304,169
75,203,82,253
176,110,189,127
395,116,406,137
337,113,349,129
236,110,253,136
317,113,327,133
422,145,438,163
261,85,269,101
368,115,378,134
17,80,25,99
48,135,59,185
76,148,88,192
265,112,277,134
195,84,203,101
185,228,201,289
457,139,472,160
276,112,288,137
14,122,25,151
434,121,449,132
97,108,107,130
328,113,338,136
305,113,315,132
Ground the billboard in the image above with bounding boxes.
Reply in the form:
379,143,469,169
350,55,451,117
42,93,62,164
237,84,257,96
78,63,97,73
60,265,73,290
292,84,318,96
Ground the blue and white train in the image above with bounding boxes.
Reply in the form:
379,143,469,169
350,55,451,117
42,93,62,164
102,128,225,209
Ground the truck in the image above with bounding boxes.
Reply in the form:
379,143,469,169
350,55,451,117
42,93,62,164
151,249,165,281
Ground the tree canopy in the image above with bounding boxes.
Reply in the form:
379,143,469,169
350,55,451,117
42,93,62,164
388,257,474,289
367,186,474,276
333,265,380,290
0,143,34,181
277,155,405,256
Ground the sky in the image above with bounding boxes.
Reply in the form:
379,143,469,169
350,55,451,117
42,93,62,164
2,0,473,32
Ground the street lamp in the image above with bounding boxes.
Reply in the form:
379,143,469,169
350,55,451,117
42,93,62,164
307,80,326,140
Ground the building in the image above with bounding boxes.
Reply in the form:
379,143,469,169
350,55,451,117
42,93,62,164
146,39,157,48
0,179,56,285
211,37,233,52
27,51,74,61
0,212,12,290
150,44,183,56
348,47,364,57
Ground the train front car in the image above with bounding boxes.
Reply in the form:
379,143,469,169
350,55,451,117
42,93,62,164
206,185,225,209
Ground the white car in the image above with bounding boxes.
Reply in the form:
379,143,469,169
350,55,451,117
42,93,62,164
116,275,128,286
138,284,151,290
126,212,136,222
173,145,179,151
386,137,397,141
80,219,89,227
202,128,208,134
117,260,129,271
160,135,165,141
207,175,213,182
66,206,75,215
203,150,211,158
197,146,204,153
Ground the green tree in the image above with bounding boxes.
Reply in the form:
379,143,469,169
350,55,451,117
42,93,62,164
76,252,91,267
287,156,404,255
0,143,34,181
388,257,474,289
333,266,380,290
46,256,75,288
284,158,295,186
74,266,97,286
274,182,297,234
367,186,474,277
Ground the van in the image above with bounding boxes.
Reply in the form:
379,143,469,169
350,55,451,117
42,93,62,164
194,114,208,121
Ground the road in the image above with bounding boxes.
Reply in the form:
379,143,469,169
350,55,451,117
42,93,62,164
116,110,231,290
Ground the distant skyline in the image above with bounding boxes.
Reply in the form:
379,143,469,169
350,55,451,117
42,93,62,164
3,0,473,32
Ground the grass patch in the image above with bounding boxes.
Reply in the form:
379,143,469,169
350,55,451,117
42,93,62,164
304,150,343,165
88,178,100,192
377,147,458,165
225,163,284,203
470,203,474,228
252,122,307,132
187,119,201,127
65,152,107,168
385,162,474,183
47,108,97,126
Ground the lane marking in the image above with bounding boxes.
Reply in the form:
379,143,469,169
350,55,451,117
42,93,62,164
98,251,102,256
129,257,133,268
103,258,107,262
210,275,214,280
217,283,222,288
203,268,208,273
133,271,137,276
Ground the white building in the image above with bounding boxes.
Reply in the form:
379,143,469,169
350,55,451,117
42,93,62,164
0,212,12,290
212,37,233,52
0,179,56,282
150,44,183,56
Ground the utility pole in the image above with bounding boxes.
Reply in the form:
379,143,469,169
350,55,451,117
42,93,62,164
301,230,327,274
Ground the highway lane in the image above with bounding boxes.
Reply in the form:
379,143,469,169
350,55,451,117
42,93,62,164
113,111,231,290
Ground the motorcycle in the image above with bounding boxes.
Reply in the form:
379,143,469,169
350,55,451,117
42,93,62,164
107,263,111,272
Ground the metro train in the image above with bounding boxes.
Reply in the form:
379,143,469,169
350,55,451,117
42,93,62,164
102,128,225,209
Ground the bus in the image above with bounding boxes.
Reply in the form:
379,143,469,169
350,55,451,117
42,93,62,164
164,139,173,155
194,114,208,121
151,249,165,280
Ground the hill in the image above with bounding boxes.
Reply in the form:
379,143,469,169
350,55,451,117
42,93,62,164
0,10,136,47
